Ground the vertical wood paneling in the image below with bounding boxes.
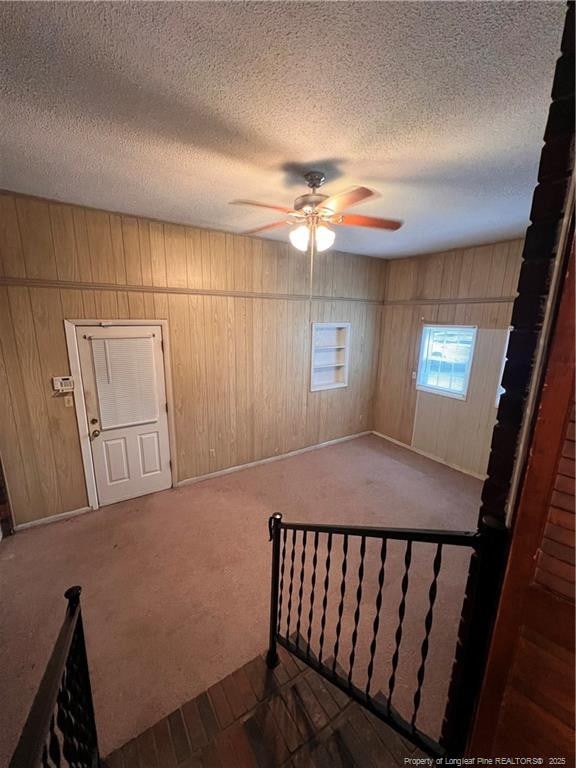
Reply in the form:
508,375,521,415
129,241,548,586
110,214,127,285
117,290,130,319
85,209,116,284
138,220,153,286
49,203,79,281
185,227,203,289
0,288,46,520
188,294,210,473
374,304,428,444
127,291,145,318
154,292,169,319
285,299,308,451
232,297,253,465
168,293,194,477
374,239,523,474
412,329,509,476
149,221,167,287
122,216,142,285
6,287,62,519
15,197,58,279
0,337,31,515
72,207,93,281
29,288,88,510
164,224,187,288
82,290,97,317
94,289,118,318
60,288,85,319
0,194,25,277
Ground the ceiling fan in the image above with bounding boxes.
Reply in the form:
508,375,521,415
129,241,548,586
231,171,403,253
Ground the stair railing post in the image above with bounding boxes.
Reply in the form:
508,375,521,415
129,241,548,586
266,513,283,668
440,515,508,755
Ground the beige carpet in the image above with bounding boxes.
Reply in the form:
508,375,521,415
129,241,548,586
0,435,481,761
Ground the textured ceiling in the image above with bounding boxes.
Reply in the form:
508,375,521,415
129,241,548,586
0,2,566,258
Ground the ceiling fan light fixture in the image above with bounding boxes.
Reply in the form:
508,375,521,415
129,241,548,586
289,224,310,252
315,224,336,252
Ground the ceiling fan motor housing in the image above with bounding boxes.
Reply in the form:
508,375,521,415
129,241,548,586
294,193,329,213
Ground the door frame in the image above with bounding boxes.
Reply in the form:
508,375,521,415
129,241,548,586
64,319,178,510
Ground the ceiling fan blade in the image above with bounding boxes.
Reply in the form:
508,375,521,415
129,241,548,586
242,220,288,235
231,199,294,215
338,213,403,231
317,186,376,213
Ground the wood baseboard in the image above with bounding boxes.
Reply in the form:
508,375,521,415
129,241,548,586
14,506,93,531
371,431,487,481
12,432,373,529
177,432,373,487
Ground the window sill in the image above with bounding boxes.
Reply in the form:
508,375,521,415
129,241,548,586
416,384,468,401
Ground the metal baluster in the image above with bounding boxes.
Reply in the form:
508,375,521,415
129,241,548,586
306,532,320,658
285,529,297,640
266,514,283,668
48,714,61,766
411,543,443,730
387,540,412,710
332,534,349,675
277,528,287,635
295,531,307,649
366,538,387,699
318,532,332,664
348,536,366,686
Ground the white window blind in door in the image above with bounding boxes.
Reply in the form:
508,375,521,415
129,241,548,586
91,336,158,429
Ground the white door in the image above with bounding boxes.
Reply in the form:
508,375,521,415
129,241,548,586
77,325,172,506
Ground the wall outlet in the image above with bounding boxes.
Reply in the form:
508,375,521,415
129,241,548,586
64,395,74,408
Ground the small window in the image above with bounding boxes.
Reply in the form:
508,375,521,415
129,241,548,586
416,325,477,400
310,322,350,392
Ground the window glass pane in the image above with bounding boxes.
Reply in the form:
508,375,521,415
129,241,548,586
416,325,476,398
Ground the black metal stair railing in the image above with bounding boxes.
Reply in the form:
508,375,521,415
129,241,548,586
266,514,506,757
10,586,104,768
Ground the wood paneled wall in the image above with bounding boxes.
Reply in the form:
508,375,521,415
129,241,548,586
0,192,384,525
374,240,524,476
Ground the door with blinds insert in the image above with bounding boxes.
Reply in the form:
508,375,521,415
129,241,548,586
77,325,172,506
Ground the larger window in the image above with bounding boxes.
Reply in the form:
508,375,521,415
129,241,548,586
416,325,477,400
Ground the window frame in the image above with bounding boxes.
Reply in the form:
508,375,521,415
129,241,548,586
415,324,478,401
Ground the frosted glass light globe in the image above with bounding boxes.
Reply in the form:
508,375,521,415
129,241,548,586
289,224,310,252
315,225,336,252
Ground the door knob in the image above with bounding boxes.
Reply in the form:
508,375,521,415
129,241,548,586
91,429,101,440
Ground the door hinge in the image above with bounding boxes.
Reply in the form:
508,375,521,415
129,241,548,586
160,339,164,352
165,402,168,413
169,459,172,469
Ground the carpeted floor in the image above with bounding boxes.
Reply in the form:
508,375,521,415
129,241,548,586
0,435,481,762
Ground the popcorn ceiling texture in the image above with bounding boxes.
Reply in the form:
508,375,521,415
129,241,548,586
0,1,565,257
